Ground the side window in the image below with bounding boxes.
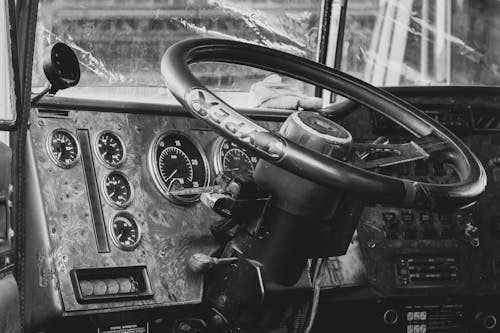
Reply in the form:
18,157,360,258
0,0,14,260
0,0,15,144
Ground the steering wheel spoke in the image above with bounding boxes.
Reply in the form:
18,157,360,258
352,141,429,169
412,133,454,154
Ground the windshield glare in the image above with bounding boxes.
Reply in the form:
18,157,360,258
343,0,500,86
32,0,500,103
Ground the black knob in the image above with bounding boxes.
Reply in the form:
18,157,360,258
383,309,399,325
476,313,497,330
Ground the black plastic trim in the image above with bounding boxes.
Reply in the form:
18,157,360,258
33,95,291,122
77,129,110,253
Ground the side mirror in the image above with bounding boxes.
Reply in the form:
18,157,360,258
31,42,80,103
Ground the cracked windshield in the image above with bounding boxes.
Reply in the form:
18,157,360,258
32,0,500,107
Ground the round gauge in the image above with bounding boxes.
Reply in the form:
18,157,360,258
149,131,210,204
95,131,125,167
213,137,259,178
46,129,80,168
109,212,141,251
102,172,133,209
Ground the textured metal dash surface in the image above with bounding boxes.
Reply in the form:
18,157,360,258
28,109,284,312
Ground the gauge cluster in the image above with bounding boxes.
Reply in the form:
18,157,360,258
148,132,261,205
42,116,268,259
46,127,261,208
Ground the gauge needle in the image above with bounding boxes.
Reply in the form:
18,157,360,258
166,169,178,181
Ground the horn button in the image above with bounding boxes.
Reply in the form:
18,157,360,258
280,111,353,160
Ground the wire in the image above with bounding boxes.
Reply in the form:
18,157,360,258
304,257,327,333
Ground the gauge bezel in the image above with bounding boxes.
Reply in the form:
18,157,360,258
101,171,134,209
212,136,257,176
94,130,127,168
148,130,211,205
108,211,141,251
46,128,81,169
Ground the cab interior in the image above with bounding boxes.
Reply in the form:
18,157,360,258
1,0,500,332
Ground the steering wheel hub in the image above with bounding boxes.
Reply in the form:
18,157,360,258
281,111,352,159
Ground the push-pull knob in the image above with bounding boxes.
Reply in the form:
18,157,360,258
475,312,497,330
188,253,238,274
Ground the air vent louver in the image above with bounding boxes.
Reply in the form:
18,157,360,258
37,109,70,118
472,109,500,131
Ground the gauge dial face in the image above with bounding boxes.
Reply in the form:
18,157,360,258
214,138,259,178
96,131,125,167
46,129,80,168
109,213,141,251
149,132,210,204
103,172,133,208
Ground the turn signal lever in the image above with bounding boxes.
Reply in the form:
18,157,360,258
188,253,238,274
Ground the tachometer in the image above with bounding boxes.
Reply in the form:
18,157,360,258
213,137,259,178
149,131,210,204
46,128,80,168
95,131,126,168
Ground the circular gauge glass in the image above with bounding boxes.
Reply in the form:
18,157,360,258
102,172,133,209
213,137,259,178
46,129,80,168
149,131,210,204
109,212,141,251
95,131,125,167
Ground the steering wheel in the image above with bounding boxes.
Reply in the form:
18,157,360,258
161,38,486,210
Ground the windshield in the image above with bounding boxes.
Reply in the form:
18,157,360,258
32,0,500,104
32,0,322,103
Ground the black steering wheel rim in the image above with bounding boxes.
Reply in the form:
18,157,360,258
161,38,486,210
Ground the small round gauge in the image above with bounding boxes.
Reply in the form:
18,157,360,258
46,129,80,168
95,131,125,167
102,172,133,209
109,212,141,251
149,131,210,204
213,137,259,178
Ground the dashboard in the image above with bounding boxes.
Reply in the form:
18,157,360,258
27,107,279,314
26,87,500,332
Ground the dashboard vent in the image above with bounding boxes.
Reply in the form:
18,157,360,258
472,109,500,131
37,109,70,118
396,256,460,286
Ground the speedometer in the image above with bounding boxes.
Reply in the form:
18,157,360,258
149,131,210,205
212,137,259,178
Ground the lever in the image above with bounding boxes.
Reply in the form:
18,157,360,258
168,185,223,196
358,136,389,160
188,253,238,274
